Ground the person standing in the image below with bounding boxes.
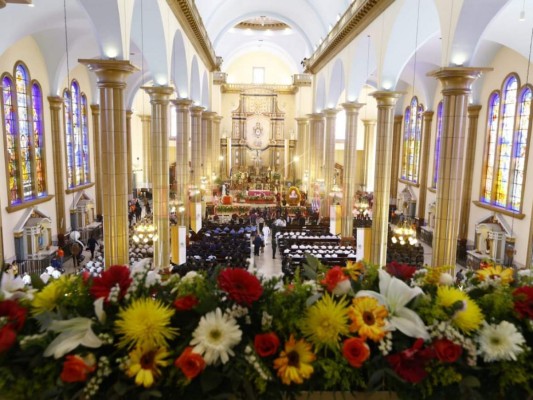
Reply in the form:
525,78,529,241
271,228,277,259
88,235,98,260
253,233,263,256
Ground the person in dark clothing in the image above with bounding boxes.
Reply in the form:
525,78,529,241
253,234,263,256
271,230,277,259
88,236,99,260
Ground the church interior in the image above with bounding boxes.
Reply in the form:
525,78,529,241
0,0,532,277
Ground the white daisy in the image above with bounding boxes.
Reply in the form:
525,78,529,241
477,320,525,362
190,307,242,365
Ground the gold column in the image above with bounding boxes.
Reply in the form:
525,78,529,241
190,106,205,187
341,102,364,240
202,111,216,182
308,113,325,198
323,108,340,217
459,104,482,240
139,115,152,187
370,91,404,267
90,104,103,216
429,67,490,267
295,117,308,187
126,110,133,199
362,119,376,191
417,111,434,226
143,86,174,271
48,96,66,235
79,59,138,267
390,115,403,199
213,115,223,178
171,98,193,227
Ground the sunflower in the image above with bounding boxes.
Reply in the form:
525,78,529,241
348,296,388,342
31,275,72,315
115,298,178,349
126,345,170,388
476,265,514,285
437,286,484,334
300,293,350,351
273,335,316,385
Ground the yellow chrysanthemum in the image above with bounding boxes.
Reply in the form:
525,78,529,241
126,345,170,388
343,260,365,281
424,266,454,285
31,275,72,315
300,293,350,350
437,286,484,334
348,296,388,342
115,298,178,349
476,265,514,285
273,335,316,385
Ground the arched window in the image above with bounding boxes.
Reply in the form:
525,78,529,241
1,63,47,206
481,74,530,213
432,101,443,189
63,80,90,189
400,96,423,183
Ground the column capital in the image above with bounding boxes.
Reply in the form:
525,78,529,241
341,102,365,113
370,91,405,106
190,105,205,115
361,119,377,127
295,116,309,123
428,67,492,94
422,110,434,121
214,115,223,123
394,114,403,123
202,110,217,119
323,108,340,118
90,104,100,114
138,114,151,122
47,95,63,109
171,98,193,109
308,112,324,121
126,109,134,117
142,85,174,103
468,104,483,117
79,59,138,87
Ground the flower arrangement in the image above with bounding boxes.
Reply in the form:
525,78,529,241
1,257,533,400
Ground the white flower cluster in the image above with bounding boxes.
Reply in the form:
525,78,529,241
411,269,428,287
97,332,114,345
19,332,47,349
261,311,273,330
428,321,477,366
244,345,271,381
378,331,393,355
83,356,111,398
107,283,121,303
302,280,319,294
228,304,249,320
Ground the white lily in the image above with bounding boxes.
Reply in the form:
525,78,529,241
44,317,103,359
0,271,33,301
356,269,429,340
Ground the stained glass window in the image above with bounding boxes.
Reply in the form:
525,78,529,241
1,63,46,206
400,96,423,183
481,74,530,212
432,101,443,189
64,80,90,189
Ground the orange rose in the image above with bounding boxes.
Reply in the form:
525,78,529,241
175,347,205,379
342,337,370,368
60,355,96,383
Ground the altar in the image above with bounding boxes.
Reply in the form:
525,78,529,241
248,189,272,197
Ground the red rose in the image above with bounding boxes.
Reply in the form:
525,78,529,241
254,332,280,357
387,339,434,383
0,326,17,353
385,261,417,281
321,266,349,293
175,347,205,379
0,300,27,331
433,338,462,363
342,337,370,368
513,286,533,319
60,355,96,383
174,295,199,311
217,268,263,306
90,265,132,302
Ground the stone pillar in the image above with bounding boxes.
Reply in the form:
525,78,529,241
171,98,193,227
390,115,403,200
126,110,133,199
323,108,340,217
143,86,174,271
341,103,364,240
417,111,434,226
362,119,376,192
429,67,490,267
48,96,67,235
370,91,404,267
459,104,482,240
295,117,309,189
308,113,325,200
79,59,137,267
190,106,205,188
90,104,103,216
202,111,216,182
140,115,152,187
213,115,223,178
